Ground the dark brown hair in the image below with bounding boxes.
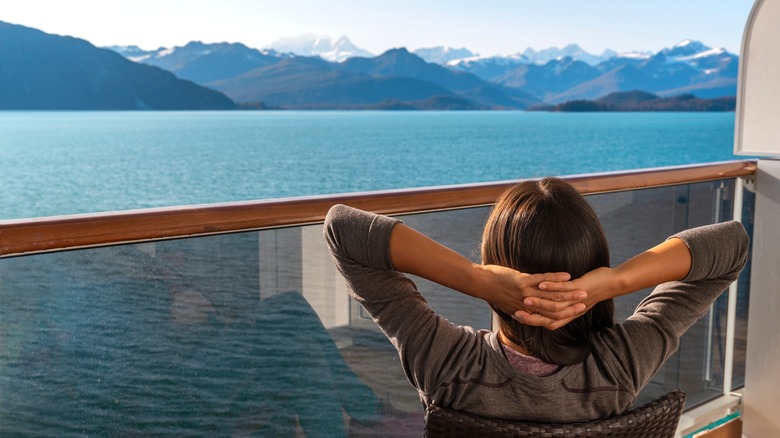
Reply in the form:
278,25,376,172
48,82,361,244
482,177,614,366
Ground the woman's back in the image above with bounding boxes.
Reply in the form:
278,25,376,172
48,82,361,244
323,199,747,423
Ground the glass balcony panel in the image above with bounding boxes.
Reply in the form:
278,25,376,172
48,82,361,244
0,230,392,436
587,179,747,409
0,178,754,437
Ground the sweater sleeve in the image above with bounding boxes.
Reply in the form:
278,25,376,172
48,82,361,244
323,204,480,394
598,220,749,393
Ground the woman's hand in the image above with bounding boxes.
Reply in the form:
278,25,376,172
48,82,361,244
515,237,693,330
477,264,588,328
513,267,615,330
388,223,592,330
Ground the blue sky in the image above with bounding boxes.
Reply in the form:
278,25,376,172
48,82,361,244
3,0,754,55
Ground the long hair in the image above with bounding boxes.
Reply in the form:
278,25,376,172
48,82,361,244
481,177,614,366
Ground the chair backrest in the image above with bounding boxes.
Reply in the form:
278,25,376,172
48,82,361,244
424,390,686,438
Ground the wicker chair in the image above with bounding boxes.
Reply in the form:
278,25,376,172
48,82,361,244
424,390,686,438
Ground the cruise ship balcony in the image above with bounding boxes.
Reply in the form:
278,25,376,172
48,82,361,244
4,1,780,435
4,159,778,437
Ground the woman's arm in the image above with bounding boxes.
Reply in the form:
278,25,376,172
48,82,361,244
389,223,587,318
515,237,692,327
517,221,748,331
543,220,746,393
324,204,585,392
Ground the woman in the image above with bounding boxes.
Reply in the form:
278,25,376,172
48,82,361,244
323,177,748,422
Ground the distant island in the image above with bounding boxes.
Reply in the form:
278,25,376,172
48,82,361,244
529,91,736,112
0,20,738,111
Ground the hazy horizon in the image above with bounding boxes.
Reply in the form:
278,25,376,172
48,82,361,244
2,1,754,57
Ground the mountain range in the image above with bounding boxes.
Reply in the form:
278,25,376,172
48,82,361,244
2,21,738,111
0,21,235,110
109,36,739,109
444,39,737,102
109,43,540,109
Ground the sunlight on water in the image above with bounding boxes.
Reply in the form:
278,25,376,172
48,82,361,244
0,111,737,219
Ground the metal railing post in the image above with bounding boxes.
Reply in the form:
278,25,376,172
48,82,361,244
722,177,744,395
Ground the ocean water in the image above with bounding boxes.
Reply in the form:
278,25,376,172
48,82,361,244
0,110,738,220
0,110,745,436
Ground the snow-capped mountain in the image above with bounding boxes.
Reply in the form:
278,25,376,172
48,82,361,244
412,46,476,64
422,44,614,69
440,44,619,82
108,42,284,64
443,39,738,103
106,36,738,108
105,45,162,62
8,14,740,112
266,35,372,62
522,44,617,66
678,47,738,76
446,54,532,82
661,41,738,77
661,39,712,58
107,41,288,84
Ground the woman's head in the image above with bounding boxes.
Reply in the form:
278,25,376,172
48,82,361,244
481,177,613,366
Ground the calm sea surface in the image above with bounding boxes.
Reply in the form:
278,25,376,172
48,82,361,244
0,110,738,220
1,110,742,436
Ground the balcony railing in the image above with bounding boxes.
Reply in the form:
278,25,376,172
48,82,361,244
0,160,755,258
0,160,757,437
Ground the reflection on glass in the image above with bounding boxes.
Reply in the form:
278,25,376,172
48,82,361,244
0,180,753,436
588,180,744,408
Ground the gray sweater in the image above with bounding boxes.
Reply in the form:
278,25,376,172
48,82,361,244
323,204,748,422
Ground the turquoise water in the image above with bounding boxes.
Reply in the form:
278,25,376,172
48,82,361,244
0,111,738,220
0,110,745,436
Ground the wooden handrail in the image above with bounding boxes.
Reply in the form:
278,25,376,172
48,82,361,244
0,160,756,258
